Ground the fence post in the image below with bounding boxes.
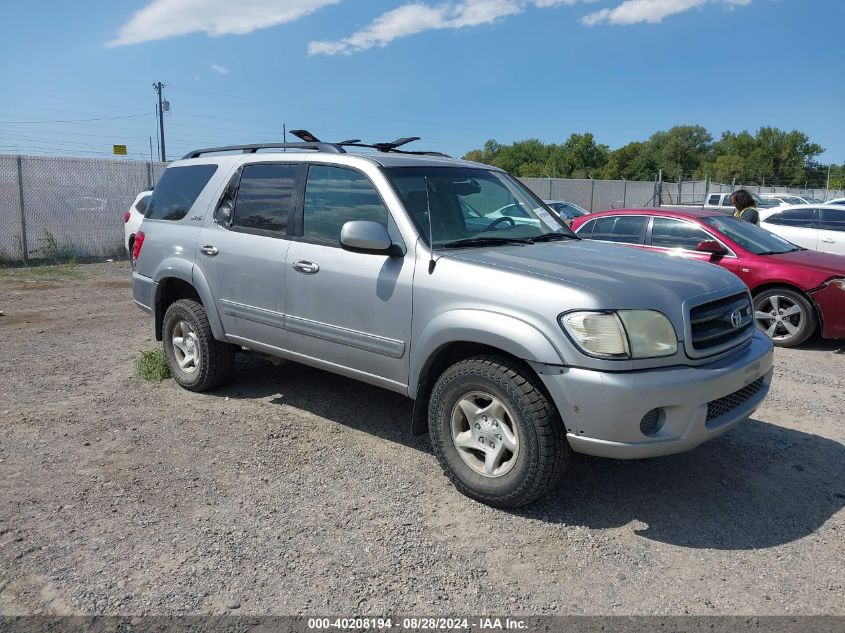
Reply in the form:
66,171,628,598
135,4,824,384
589,177,595,212
657,170,663,207
147,161,153,189
16,155,28,261
622,178,627,208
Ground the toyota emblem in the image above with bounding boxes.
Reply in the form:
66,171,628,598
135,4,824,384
730,309,743,328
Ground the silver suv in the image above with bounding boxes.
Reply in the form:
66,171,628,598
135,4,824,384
132,134,774,508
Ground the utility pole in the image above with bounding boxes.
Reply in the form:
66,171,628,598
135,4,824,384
153,82,166,162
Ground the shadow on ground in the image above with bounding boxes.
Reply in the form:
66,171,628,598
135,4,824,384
216,354,845,552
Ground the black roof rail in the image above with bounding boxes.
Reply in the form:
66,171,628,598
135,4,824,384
181,142,344,159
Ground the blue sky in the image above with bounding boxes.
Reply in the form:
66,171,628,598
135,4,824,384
1,0,843,169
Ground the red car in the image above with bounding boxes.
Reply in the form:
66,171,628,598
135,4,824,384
571,208,845,347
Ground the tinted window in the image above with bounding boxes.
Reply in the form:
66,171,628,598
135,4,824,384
700,215,799,255
819,208,845,232
303,165,387,243
591,215,647,244
146,165,217,221
708,194,721,206
575,218,596,238
135,194,150,214
232,163,298,233
764,208,816,227
650,218,713,250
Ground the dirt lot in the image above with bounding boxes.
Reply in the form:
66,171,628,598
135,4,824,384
0,261,843,616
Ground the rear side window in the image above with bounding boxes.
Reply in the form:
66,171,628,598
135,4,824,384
232,163,298,234
575,218,596,238
591,215,647,244
303,165,388,243
764,208,816,228
819,208,845,232
146,165,217,221
708,194,721,206
135,194,150,215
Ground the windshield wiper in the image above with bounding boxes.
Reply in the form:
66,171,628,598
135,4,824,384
439,236,535,249
531,232,580,242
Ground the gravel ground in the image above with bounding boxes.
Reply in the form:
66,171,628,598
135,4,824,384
0,261,843,616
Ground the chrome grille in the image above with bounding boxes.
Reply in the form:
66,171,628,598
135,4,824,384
688,292,754,356
706,377,765,422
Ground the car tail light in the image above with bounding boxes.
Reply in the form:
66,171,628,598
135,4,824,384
123,211,131,223
132,231,145,261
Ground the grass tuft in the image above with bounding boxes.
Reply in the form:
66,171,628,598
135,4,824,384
136,348,171,382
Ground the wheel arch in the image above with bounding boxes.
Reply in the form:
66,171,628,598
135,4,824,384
154,267,224,342
410,341,556,436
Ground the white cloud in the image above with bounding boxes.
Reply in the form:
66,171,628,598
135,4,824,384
308,0,579,56
107,0,341,47
581,0,750,27
210,64,229,75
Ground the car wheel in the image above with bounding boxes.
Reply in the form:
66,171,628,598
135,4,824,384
162,299,235,391
428,356,569,508
753,288,816,348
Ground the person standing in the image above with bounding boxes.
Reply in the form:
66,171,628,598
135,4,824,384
730,189,760,225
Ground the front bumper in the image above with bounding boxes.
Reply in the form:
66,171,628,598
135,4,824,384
539,331,774,459
810,282,845,339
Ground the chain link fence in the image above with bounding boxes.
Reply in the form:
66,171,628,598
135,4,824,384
0,154,166,263
2,154,844,263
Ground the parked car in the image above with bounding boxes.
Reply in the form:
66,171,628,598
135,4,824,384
760,204,845,256
572,208,845,347
825,197,845,206
760,193,810,206
124,189,153,258
132,136,773,508
664,192,779,212
543,200,589,224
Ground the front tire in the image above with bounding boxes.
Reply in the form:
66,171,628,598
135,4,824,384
162,299,235,391
428,356,569,508
753,287,816,347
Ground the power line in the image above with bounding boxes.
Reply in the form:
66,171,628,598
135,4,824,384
0,113,154,124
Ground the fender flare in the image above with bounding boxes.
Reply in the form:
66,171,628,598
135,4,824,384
408,309,566,400
152,259,225,340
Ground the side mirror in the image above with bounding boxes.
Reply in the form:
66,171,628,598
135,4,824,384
339,221,401,255
696,239,728,256
214,202,233,226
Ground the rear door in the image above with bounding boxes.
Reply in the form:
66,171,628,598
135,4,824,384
195,162,302,350
284,164,414,389
817,208,845,255
761,207,818,250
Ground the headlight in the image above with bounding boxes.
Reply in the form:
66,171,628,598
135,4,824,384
559,310,678,359
828,279,845,292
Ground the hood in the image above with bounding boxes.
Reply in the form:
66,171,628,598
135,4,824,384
767,248,845,279
444,239,744,307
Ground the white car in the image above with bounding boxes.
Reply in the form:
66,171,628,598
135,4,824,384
760,204,845,256
123,189,152,258
825,197,845,206
543,200,590,223
760,193,811,206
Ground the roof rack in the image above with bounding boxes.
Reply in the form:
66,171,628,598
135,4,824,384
182,130,450,160
181,142,344,160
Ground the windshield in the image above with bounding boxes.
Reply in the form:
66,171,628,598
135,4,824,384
700,215,800,255
385,167,573,248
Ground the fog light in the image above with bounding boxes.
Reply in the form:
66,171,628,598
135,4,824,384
640,409,664,436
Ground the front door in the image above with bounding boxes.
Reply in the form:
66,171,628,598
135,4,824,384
196,162,301,350
284,164,414,389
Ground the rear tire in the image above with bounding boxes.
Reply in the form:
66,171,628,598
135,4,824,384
428,356,569,508
753,287,816,348
162,299,235,391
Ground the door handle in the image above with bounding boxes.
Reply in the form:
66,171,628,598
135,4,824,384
820,238,835,243
200,245,219,256
292,260,320,274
